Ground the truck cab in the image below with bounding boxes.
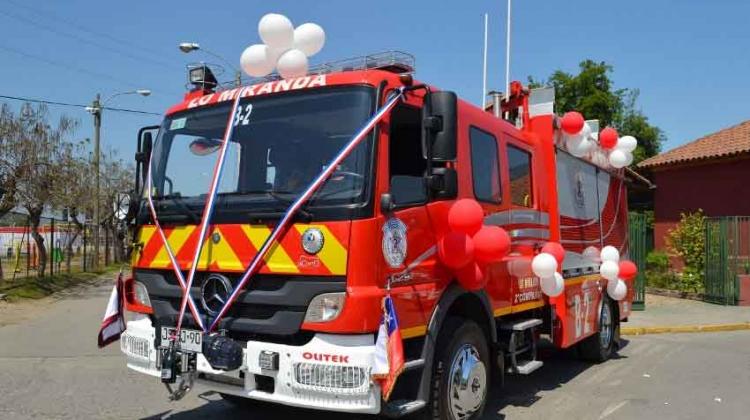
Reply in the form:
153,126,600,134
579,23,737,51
120,52,632,419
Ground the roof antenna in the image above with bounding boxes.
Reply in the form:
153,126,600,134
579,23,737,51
482,13,489,107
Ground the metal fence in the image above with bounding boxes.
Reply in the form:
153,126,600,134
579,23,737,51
0,211,127,282
704,216,750,305
628,212,650,310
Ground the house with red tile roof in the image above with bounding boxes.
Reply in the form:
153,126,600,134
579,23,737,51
638,119,750,251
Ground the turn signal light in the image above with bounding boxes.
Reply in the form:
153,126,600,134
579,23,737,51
124,277,153,314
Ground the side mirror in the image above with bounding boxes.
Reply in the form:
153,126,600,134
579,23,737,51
138,131,153,183
422,91,457,162
429,167,458,199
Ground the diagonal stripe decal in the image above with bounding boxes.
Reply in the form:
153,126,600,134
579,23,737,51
241,225,300,273
151,226,195,268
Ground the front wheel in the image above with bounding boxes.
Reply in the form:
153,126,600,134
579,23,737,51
425,317,490,420
578,297,618,362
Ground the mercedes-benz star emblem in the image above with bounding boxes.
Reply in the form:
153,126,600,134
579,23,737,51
200,274,233,316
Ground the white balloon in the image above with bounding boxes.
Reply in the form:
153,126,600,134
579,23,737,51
258,13,294,50
608,279,627,301
583,246,601,263
616,135,638,153
532,252,558,279
276,49,309,79
240,44,279,77
623,151,634,166
581,122,592,138
600,260,620,281
541,272,565,297
609,149,629,169
600,245,620,262
293,23,325,57
568,135,593,157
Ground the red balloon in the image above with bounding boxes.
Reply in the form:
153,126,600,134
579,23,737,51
599,127,619,149
438,232,475,269
561,111,585,135
456,263,486,291
619,260,638,280
448,199,484,236
541,242,566,265
473,226,511,264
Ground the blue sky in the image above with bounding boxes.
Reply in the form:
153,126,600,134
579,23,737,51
1,0,748,164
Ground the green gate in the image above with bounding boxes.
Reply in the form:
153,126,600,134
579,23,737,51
704,216,750,305
628,213,649,310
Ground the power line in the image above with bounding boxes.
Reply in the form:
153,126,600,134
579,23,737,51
0,94,162,116
0,43,182,97
0,9,175,70
1,0,173,62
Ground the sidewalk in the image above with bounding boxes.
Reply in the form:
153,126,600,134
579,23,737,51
622,294,750,335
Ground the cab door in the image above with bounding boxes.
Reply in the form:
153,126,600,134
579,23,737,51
376,97,442,338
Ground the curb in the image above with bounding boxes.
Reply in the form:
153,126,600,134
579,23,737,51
622,322,750,336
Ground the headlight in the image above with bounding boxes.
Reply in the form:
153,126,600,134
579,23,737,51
304,292,345,323
124,278,153,314
133,281,151,307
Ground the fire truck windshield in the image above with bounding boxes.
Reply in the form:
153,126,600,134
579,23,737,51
148,86,375,221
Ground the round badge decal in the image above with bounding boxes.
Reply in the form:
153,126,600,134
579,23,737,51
382,218,407,268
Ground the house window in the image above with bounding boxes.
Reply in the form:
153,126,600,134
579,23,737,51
469,127,501,203
507,144,533,207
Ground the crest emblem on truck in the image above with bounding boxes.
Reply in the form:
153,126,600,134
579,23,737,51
382,218,408,268
200,274,233,316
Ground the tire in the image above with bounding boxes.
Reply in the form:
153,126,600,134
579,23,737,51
423,317,490,420
578,297,618,362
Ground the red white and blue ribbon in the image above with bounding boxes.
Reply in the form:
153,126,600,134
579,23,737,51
207,88,406,332
174,94,244,335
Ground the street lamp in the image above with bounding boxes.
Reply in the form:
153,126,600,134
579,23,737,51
178,42,242,87
87,89,150,269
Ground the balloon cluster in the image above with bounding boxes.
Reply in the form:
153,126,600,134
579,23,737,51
437,199,511,290
240,13,326,79
560,111,638,169
531,242,566,297
596,245,636,301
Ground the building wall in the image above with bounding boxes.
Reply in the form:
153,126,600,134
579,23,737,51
653,155,750,251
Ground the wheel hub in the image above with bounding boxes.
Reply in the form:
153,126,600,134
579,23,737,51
448,344,487,419
600,301,613,349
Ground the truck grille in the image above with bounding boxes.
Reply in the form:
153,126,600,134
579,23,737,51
134,269,345,345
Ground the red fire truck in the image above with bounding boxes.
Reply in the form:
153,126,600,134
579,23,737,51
119,51,632,419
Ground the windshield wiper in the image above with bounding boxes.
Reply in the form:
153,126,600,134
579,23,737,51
238,190,314,222
155,194,201,224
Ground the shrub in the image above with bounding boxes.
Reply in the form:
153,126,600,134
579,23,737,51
646,250,669,272
667,210,706,292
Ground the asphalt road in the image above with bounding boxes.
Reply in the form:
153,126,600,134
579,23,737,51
1,281,749,420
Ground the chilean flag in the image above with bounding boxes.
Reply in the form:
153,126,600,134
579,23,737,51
373,295,405,401
97,273,125,348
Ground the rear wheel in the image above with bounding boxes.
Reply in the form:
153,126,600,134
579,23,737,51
425,317,490,420
578,297,618,362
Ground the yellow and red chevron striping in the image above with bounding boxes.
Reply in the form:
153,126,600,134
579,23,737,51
132,222,350,275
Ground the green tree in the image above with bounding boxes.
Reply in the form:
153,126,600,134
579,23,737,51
529,60,665,163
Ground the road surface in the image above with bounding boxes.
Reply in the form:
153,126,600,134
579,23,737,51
1,281,749,419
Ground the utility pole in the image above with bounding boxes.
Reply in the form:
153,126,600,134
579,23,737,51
92,93,101,270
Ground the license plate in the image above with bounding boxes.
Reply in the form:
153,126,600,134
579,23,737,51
122,334,151,360
160,327,203,353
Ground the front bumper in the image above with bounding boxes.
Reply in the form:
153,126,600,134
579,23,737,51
120,317,381,414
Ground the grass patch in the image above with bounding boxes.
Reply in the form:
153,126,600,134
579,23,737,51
0,265,121,302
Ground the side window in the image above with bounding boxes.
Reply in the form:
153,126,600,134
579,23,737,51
469,127,501,203
507,144,533,207
389,104,427,205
